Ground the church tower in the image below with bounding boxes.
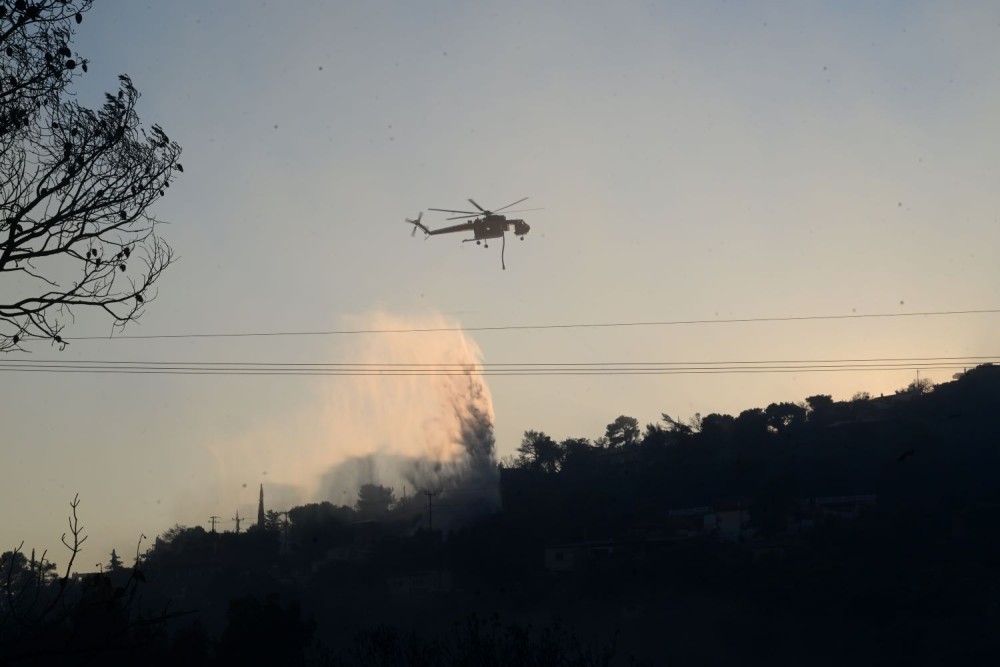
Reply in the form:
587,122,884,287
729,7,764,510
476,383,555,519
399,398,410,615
257,483,266,529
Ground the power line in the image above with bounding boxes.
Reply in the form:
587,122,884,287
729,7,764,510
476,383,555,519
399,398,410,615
0,368,980,376
1,355,997,367
0,368,980,377
60,308,1000,341
0,356,994,377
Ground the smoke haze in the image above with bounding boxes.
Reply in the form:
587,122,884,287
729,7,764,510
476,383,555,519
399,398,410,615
185,311,498,524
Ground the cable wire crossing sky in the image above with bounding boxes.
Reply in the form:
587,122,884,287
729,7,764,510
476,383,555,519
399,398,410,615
50,308,1000,340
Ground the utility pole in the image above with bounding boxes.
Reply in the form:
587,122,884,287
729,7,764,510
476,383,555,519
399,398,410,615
423,490,438,531
209,515,221,533
232,510,243,534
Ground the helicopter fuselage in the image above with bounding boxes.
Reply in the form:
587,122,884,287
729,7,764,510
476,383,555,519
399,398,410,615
426,214,530,241
472,215,516,240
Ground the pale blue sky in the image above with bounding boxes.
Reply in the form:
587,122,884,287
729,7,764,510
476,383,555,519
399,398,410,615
3,1,999,567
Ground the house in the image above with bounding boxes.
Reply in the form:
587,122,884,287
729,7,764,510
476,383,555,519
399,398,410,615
704,499,755,542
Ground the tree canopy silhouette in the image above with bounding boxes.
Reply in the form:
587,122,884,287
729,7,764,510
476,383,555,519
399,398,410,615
356,483,394,517
516,429,563,472
0,0,182,350
604,415,641,448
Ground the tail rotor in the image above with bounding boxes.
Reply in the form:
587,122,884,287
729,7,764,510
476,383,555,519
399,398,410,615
406,212,429,237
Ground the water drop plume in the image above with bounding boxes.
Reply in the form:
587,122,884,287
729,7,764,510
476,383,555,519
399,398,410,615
191,311,499,525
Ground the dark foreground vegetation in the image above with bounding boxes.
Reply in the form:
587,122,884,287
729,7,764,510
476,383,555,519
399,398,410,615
4,365,1000,666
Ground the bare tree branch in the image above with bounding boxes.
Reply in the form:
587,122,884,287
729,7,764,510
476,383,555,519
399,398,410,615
1,1,181,351
1,494,189,663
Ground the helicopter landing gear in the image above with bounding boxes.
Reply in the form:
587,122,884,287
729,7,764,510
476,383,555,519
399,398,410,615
484,243,488,248
476,241,481,245
520,236,525,240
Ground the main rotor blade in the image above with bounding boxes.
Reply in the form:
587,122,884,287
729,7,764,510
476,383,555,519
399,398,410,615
429,207,478,215
468,198,487,213
446,213,480,220
493,197,529,213
498,207,543,214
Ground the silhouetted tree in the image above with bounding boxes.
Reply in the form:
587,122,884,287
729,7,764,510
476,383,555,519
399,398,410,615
698,413,736,446
287,501,353,528
356,484,394,517
516,430,563,472
285,501,353,561
899,377,934,395
560,437,596,472
764,402,806,435
0,0,182,350
641,422,669,447
605,415,641,448
660,412,695,437
264,509,284,532
735,407,769,442
0,549,28,586
804,394,835,426
107,548,123,572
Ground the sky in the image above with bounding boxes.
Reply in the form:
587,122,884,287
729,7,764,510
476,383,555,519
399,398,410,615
2,0,999,569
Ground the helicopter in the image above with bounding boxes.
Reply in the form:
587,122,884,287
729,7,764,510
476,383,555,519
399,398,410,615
406,197,535,270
